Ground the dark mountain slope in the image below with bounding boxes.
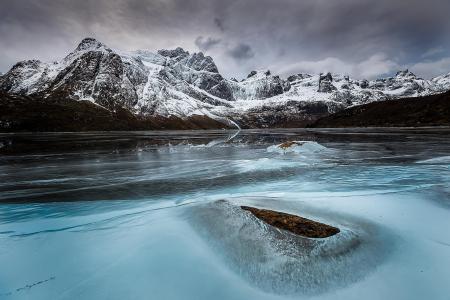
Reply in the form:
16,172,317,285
311,91,450,128
0,92,230,132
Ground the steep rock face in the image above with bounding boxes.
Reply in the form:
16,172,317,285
0,60,53,94
281,70,445,107
159,49,234,101
432,73,450,91
50,49,139,110
363,69,431,97
157,47,189,60
318,72,336,93
0,38,143,111
230,70,290,100
0,38,236,117
287,73,312,82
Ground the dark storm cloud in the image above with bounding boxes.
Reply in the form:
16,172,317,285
195,36,221,52
1,0,450,78
227,43,255,60
214,18,225,32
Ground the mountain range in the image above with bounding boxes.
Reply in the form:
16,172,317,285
1,37,450,130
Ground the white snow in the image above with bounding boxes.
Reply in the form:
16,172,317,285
2,38,450,124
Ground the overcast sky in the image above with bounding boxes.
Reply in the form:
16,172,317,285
1,0,450,79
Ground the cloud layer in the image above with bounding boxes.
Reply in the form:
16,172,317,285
1,0,449,79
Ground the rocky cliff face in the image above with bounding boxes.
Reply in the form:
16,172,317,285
0,38,143,111
0,38,234,118
229,70,290,100
1,37,450,129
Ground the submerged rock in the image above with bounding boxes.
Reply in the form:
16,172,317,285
241,206,340,238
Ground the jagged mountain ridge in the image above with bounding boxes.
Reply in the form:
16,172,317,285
1,37,450,129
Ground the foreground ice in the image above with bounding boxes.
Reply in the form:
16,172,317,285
187,199,393,295
0,128,449,299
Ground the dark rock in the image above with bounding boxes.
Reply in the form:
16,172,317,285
318,72,336,93
183,52,219,73
311,90,450,128
360,79,369,89
0,92,232,132
278,141,306,149
247,70,258,78
234,100,339,128
287,73,312,82
157,47,189,59
241,206,340,238
75,37,107,52
396,69,417,79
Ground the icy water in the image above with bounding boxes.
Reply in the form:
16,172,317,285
0,128,450,300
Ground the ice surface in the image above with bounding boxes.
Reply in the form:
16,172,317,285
0,128,450,299
187,199,393,296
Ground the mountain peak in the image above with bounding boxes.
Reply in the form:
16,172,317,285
395,69,416,79
247,70,258,78
246,70,272,79
157,47,189,58
75,37,108,52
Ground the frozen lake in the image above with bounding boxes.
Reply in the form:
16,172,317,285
0,128,450,299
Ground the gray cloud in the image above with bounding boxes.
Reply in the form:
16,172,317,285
194,36,221,52
421,46,446,59
411,57,450,78
0,0,450,79
214,18,225,32
227,43,255,60
276,53,400,79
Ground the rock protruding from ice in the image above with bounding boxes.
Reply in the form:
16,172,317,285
187,200,392,295
241,206,340,238
267,141,328,154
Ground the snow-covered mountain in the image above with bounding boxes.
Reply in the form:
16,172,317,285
1,37,449,128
